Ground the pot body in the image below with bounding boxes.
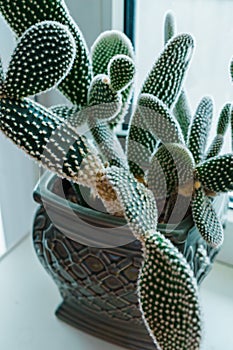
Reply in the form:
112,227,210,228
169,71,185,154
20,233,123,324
32,172,224,350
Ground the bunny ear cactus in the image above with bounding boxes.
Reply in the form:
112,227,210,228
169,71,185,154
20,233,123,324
106,166,201,350
0,0,92,105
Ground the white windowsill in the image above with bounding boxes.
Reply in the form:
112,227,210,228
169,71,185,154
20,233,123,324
0,234,233,350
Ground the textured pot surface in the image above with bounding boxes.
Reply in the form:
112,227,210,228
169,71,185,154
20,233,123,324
32,171,223,350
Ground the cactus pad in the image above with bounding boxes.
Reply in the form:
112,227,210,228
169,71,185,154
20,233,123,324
0,0,92,105
139,230,201,350
91,30,134,128
49,104,84,128
196,154,233,193
164,11,176,44
0,97,104,188
4,21,75,99
108,54,135,92
187,96,213,164
205,135,224,160
91,30,134,76
106,166,157,237
87,74,121,121
173,90,192,142
88,119,126,168
192,188,224,247
217,103,231,136
141,34,194,108
147,143,195,199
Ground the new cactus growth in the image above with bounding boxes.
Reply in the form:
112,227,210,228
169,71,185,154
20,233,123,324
0,3,233,350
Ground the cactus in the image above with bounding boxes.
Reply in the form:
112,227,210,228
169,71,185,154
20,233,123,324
0,4,233,349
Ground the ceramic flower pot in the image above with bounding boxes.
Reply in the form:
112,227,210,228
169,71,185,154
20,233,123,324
32,171,225,350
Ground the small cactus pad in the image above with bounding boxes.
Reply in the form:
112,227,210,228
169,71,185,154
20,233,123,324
108,54,135,92
0,0,92,105
0,96,104,189
205,134,224,160
139,230,201,350
106,166,157,238
91,30,134,77
138,94,184,144
192,188,224,247
196,154,233,193
4,21,75,99
164,11,176,44
141,34,194,108
49,104,84,128
88,119,126,168
91,30,134,127
173,90,192,142
187,96,213,164
216,103,231,136
87,75,121,121
147,143,195,199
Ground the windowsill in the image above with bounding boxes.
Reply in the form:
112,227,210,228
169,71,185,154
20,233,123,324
0,234,233,350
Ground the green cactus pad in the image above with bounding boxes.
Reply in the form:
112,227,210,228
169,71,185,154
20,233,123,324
108,54,135,92
173,90,192,142
187,96,213,164
138,94,184,144
106,166,157,237
4,21,75,99
88,119,126,168
192,188,224,247
0,96,104,188
0,56,4,96
164,11,176,44
91,30,134,76
126,104,158,178
196,154,233,193
49,104,83,127
216,103,231,136
87,74,121,121
141,34,194,108
139,230,201,350
205,135,224,160
0,0,92,105
147,143,195,199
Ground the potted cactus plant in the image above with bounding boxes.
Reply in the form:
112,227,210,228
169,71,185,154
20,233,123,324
0,1,232,349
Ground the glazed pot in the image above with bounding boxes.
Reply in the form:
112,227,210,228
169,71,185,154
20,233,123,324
32,171,225,350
